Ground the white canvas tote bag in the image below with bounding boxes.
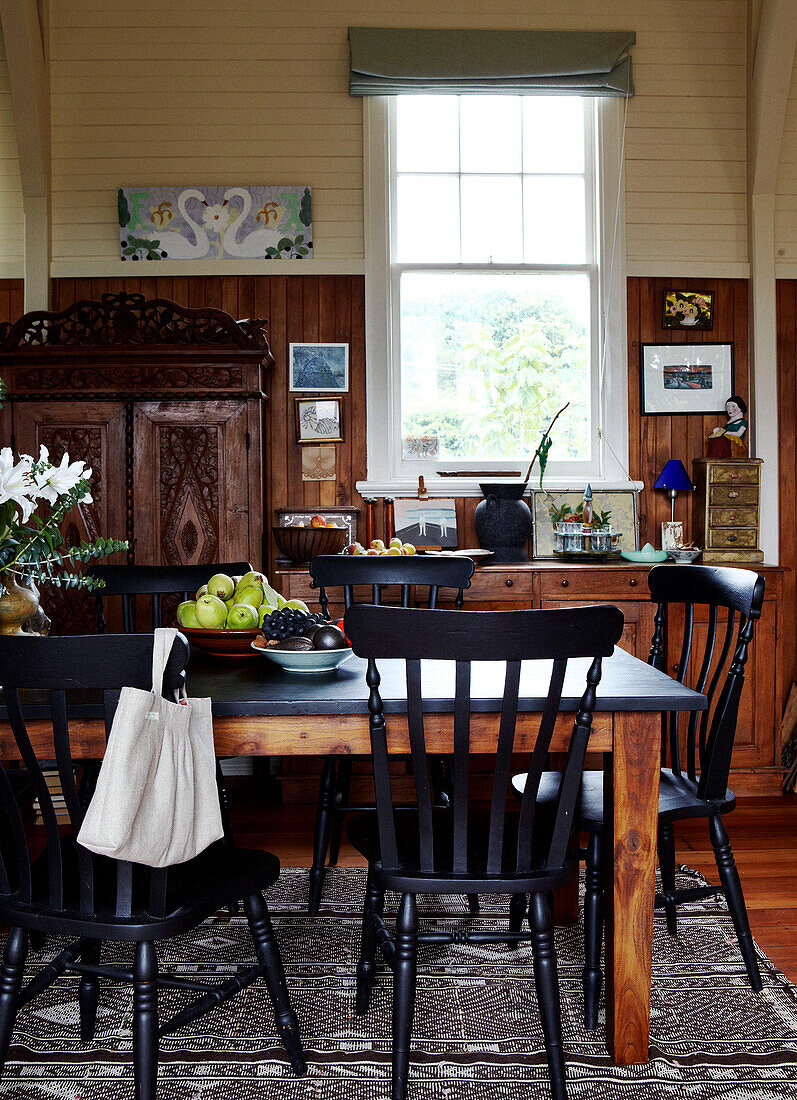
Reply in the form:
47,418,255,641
78,628,223,868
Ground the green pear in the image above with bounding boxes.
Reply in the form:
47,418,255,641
276,593,288,610
235,571,266,592
235,585,263,609
231,575,244,587
177,600,200,628
284,598,310,615
226,603,258,630
194,593,227,629
195,584,208,599
258,603,277,627
207,573,235,601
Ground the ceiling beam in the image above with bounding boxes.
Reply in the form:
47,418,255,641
749,0,797,196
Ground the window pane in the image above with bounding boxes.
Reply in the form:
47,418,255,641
523,97,585,174
460,176,523,263
460,95,522,173
400,271,590,460
396,176,460,262
523,177,586,263
397,96,459,172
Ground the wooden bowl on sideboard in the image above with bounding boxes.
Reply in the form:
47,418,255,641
272,524,348,563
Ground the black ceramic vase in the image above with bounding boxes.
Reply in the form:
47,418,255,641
474,482,532,563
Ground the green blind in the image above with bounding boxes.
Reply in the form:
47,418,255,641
349,28,635,97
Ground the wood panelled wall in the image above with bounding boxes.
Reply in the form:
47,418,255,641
0,280,24,324
626,276,749,546
777,281,797,697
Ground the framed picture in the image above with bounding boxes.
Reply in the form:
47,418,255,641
393,497,458,550
531,489,639,559
640,343,734,416
276,506,359,543
294,397,343,444
289,342,349,392
662,289,714,331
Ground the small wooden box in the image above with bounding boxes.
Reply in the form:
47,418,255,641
692,458,764,562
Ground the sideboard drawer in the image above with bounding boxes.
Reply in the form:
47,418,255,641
709,484,758,506
709,464,759,485
465,569,533,603
708,528,759,549
539,570,649,600
709,506,758,528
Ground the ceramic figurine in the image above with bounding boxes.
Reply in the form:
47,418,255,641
706,395,748,458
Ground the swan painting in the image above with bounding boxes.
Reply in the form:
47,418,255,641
118,186,313,261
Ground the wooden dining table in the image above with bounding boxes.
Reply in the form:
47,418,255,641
0,644,705,1068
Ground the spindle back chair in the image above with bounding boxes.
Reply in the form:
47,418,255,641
0,633,305,1098
343,603,624,1100
305,553,475,913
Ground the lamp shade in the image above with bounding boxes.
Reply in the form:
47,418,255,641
653,459,693,492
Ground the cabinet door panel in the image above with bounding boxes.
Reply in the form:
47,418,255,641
541,598,654,663
12,402,127,633
133,400,260,569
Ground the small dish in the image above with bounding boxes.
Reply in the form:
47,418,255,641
668,548,701,564
252,643,354,674
620,543,669,564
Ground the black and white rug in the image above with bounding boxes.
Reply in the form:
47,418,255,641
3,867,797,1098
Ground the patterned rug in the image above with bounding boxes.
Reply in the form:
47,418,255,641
3,866,797,1099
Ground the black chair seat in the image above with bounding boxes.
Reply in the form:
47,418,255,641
512,768,736,832
2,840,280,941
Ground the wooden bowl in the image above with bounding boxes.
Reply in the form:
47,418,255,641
272,524,347,563
179,626,261,657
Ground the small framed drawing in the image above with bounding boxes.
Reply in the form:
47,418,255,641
295,396,343,444
393,497,458,550
662,289,714,331
640,343,734,416
289,342,349,392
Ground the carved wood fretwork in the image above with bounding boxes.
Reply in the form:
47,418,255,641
15,364,245,394
0,292,270,349
159,424,220,566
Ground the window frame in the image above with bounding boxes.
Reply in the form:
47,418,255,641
360,94,634,497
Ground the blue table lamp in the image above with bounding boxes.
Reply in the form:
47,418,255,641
654,459,694,521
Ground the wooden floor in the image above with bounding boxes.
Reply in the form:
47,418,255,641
229,790,797,983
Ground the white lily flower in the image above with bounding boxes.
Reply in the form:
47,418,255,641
0,447,37,523
34,451,93,505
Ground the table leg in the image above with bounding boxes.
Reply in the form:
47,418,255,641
603,710,660,1065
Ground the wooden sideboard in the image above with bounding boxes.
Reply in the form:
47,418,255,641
275,561,785,796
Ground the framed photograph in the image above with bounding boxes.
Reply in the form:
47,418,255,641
294,397,343,444
289,342,349,392
640,343,734,416
531,489,639,559
662,288,714,331
276,506,359,543
393,497,458,550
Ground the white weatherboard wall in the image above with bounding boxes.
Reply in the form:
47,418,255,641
0,25,23,277
776,49,797,273
47,0,752,278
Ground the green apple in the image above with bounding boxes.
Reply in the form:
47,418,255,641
177,600,200,628
235,585,263,609
258,603,277,627
226,603,258,630
207,573,234,601
194,593,228,629
195,584,208,600
284,598,310,614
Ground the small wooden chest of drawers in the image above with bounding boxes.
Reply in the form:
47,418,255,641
692,458,764,562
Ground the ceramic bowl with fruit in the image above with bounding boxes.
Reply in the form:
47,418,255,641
272,516,348,563
341,537,417,557
176,570,311,657
252,616,353,674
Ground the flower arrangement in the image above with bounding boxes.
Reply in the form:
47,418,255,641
0,445,127,599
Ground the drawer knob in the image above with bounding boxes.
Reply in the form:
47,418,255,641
561,579,569,587
731,472,739,479
729,512,736,522
728,491,739,499
629,578,637,587
728,534,737,543
505,578,513,587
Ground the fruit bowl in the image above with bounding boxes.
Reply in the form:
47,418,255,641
252,643,354,674
179,626,261,657
272,524,348,563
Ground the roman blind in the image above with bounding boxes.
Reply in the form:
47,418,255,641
348,28,635,97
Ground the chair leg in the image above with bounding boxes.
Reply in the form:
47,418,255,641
529,893,567,1100
356,873,384,1015
309,757,336,915
508,893,527,950
0,927,28,1073
245,892,307,1075
132,942,159,1100
582,831,603,1031
329,757,353,866
709,814,762,992
657,820,678,936
392,892,418,1100
79,939,103,1042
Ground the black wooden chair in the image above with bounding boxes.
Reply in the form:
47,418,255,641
343,602,624,1100
513,564,766,1030
306,553,475,914
89,562,253,633
0,633,305,1099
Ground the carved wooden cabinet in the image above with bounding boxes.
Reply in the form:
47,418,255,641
0,294,273,631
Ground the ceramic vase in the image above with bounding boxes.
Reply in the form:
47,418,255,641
474,482,532,563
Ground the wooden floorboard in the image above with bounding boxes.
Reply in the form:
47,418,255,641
228,789,797,983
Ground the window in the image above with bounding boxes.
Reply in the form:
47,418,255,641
362,93,629,493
